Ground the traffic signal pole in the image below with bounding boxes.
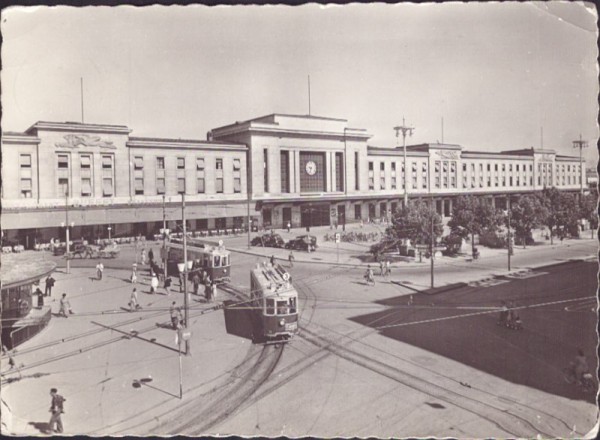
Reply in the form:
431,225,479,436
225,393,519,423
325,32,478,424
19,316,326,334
182,193,190,355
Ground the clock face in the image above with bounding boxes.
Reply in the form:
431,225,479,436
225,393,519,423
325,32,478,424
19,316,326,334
305,161,317,176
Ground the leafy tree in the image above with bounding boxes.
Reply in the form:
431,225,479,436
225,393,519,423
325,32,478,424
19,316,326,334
373,202,443,258
510,195,548,248
448,196,502,256
538,187,580,243
579,189,599,238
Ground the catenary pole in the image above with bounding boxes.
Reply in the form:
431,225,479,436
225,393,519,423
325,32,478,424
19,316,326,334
182,193,190,355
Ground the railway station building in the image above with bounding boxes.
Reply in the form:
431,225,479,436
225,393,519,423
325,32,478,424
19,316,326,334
1,114,585,247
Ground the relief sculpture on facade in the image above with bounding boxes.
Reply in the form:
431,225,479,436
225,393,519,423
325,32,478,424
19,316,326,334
55,134,116,149
435,150,459,160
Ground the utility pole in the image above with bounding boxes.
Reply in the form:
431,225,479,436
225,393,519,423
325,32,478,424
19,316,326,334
162,195,167,282
394,118,415,207
507,197,511,271
573,134,588,196
182,193,190,355
343,127,348,231
65,190,71,274
430,213,434,289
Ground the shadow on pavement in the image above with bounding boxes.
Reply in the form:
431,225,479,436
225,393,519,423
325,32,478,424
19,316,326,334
28,421,50,434
223,300,263,343
350,260,598,404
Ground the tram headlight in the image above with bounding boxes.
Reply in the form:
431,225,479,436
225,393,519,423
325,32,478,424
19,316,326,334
279,319,285,327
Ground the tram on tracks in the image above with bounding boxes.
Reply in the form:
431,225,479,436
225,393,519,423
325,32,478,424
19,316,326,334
250,262,298,343
166,238,231,283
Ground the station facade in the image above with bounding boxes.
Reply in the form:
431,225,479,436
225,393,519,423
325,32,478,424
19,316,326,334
1,114,585,246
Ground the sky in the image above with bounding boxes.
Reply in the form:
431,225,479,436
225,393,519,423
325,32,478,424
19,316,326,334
1,2,598,164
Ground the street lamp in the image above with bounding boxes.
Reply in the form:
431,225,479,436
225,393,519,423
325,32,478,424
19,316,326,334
394,118,415,207
107,226,112,241
63,190,72,274
343,127,348,231
572,134,588,196
504,198,512,271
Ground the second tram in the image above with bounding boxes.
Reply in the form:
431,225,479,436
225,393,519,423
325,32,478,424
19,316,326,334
250,261,298,342
166,238,231,283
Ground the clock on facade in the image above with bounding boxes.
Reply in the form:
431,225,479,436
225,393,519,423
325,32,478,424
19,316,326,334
305,160,317,176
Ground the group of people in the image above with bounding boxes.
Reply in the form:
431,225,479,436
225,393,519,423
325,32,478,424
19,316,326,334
497,301,523,329
363,260,392,286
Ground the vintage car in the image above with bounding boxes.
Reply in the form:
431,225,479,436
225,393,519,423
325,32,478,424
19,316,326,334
251,233,286,248
285,235,318,252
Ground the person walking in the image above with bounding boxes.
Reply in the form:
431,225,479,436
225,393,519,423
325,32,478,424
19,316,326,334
59,294,72,317
170,301,181,329
148,248,154,265
211,282,217,302
287,221,291,233
96,262,104,281
164,276,172,295
44,275,55,297
385,260,391,277
48,388,65,434
141,248,147,265
36,287,44,309
364,265,375,287
205,281,212,302
129,288,140,311
130,264,138,284
288,251,295,268
379,260,385,277
270,255,275,266
192,273,201,296
150,273,159,294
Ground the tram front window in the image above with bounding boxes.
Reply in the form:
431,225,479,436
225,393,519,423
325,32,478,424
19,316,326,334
214,256,221,267
277,300,289,315
266,298,275,315
289,297,297,314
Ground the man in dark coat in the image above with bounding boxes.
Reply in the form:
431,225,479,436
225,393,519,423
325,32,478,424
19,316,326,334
48,388,65,433
45,275,55,296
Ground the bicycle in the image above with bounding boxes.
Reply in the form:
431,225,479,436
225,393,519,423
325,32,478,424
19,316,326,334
563,363,596,393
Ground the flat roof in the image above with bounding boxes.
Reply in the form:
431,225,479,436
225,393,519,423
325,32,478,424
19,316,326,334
1,252,57,289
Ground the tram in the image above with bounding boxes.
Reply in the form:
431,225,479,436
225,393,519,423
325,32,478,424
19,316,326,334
166,238,231,283
250,261,298,342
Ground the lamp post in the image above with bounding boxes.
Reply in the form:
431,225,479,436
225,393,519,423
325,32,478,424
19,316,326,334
572,134,588,196
394,118,415,207
343,127,348,231
505,198,512,271
63,190,71,274
107,226,112,241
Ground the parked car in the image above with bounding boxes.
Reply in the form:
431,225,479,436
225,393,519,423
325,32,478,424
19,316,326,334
285,235,318,251
251,233,286,248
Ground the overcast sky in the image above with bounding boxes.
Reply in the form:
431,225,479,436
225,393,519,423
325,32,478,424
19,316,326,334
2,2,598,164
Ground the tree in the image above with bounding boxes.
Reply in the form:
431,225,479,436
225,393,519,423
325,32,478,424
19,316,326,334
538,187,580,244
579,189,599,238
373,202,443,258
510,195,548,248
448,196,502,256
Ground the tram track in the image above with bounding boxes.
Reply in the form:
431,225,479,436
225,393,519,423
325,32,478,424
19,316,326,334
294,280,577,438
220,277,576,437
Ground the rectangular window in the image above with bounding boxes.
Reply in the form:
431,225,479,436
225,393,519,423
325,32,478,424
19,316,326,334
216,158,224,193
196,158,205,194
20,178,32,198
134,156,143,169
177,157,185,169
58,155,69,169
157,157,165,169
354,204,362,220
494,164,498,172
391,176,397,190
197,158,205,170
233,158,241,170
216,177,224,193
368,176,375,190
234,178,241,193
20,154,32,168
197,178,205,194
156,178,165,194
380,162,385,171
335,152,344,192
391,162,396,172
263,149,269,192
509,176,513,186
134,178,144,195
355,152,359,190
58,177,69,196
277,152,286,192
216,158,223,170
487,164,491,172
369,161,374,171
380,176,386,189
102,178,113,196
81,178,92,197
80,155,91,168
177,177,185,194
102,156,113,169
463,163,467,172
234,157,243,194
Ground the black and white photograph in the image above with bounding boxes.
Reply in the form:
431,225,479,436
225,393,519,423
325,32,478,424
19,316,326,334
1,2,598,437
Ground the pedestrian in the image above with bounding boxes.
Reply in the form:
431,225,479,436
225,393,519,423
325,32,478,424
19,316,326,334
169,301,181,329
379,260,384,276
211,282,217,302
59,294,72,317
130,264,138,284
36,287,44,308
270,255,275,266
288,251,295,268
44,275,55,296
48,388,65,434
148,248,154,264
164,276,172,295
192,273,201,296
205,282,212,302
179,271,185,292
150,273,159,294
385,260,391,277
141,248,147,265
287,221,291,233
129,288,140,311
364,265,375,287
96,262,104,281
